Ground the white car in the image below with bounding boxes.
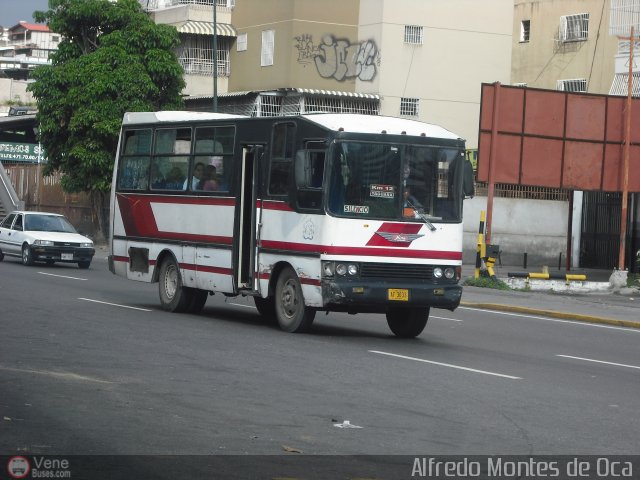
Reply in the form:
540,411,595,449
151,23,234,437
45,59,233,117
0,211,95,269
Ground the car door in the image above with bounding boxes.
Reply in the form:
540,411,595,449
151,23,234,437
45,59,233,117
0,213,18,255
10,214,26,255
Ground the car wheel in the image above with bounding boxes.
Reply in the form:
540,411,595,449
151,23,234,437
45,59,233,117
158,257,193,312
22,244,34,266
186,288,208,314
386,307,429,338
274,266,315,333
78,261,91,269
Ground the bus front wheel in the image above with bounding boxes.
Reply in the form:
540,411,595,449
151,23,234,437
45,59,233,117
275,266,315,333
386,307,429,338
158,257,192,312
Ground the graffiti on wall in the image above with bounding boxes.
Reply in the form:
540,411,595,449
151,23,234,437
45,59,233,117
294,34,380,82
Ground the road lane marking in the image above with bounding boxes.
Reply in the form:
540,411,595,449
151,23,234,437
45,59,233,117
227,302,256,309
557,355,640,371
0,366,114,384
78,298,152,312
431,315,463,322
369,350,521,379
458,306,640,333
38,272,88,281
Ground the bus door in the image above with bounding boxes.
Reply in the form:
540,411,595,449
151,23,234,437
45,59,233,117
235,144,264,292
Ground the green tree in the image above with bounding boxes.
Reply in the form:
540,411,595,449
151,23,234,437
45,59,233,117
28,0,185,240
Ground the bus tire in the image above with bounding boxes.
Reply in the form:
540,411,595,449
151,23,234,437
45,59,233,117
275,266,315,333
254,296,276,322
386,307,429,338
186,288,208,314
158,257,192,312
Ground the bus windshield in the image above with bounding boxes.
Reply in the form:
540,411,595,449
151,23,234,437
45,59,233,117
326,142,464,222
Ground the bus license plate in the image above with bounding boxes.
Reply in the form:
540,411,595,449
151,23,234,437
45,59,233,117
62,253,73,261
388,289,409,301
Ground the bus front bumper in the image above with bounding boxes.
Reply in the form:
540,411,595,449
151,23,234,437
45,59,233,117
321,279,462,313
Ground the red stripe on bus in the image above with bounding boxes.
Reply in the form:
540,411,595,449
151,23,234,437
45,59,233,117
180,263,233,275
260,200,294,211
366,222,424,247
260,240,461,260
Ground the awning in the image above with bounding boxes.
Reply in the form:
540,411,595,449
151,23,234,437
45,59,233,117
609,72,640,96
290,88,379,100
176,21,236,37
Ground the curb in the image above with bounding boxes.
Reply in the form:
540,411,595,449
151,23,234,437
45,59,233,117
459,301,640,329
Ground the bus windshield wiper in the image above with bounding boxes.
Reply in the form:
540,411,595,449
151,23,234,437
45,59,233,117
405,199,437,232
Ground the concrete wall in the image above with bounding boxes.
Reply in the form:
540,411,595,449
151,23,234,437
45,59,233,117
463,195,569,267
0,78,34,107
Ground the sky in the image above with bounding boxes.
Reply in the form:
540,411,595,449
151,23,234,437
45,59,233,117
0,0,50,27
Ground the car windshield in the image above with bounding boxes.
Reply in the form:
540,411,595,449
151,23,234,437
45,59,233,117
25,214,78,233
326,141,465,222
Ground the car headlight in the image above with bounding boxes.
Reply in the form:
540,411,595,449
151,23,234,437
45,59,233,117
80,242,93,248
433,267,443,278
34,240,54,246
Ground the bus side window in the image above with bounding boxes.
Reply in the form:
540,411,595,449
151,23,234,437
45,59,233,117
268,122,295,196
117,129,151,191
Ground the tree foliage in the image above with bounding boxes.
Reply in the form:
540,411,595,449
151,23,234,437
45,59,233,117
28,0,184,237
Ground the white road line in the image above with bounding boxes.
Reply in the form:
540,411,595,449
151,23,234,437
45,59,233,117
458,306,640,333
227,302,256,309
38,272,88,281
369,350,521,379
557,355,640,371
78,298,152,312
431,315,463,322
0,365,114,384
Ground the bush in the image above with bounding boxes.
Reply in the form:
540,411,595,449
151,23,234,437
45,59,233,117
463,276,511,290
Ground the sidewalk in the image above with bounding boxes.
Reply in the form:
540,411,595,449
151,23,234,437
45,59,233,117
460,263,640,328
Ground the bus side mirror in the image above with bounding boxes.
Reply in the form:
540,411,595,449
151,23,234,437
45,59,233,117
463,159,475,198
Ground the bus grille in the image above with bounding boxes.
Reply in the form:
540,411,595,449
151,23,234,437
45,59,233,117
360,263,433,280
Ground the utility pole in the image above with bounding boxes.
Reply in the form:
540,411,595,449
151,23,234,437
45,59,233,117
212,0,218,112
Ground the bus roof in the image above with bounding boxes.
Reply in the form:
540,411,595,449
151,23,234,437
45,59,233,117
301,113,463,140
121,111,463,141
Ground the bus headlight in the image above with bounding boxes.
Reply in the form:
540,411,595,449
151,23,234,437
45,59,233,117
347,264,359,276
444,267,456,279
433,267,443,278
336,263,348,276
322,261,335,277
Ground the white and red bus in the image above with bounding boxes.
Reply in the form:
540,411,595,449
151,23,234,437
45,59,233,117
108,111,474,337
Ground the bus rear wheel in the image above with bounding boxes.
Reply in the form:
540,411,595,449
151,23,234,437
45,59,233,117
158,257,192,312
275,266,315,333
386,307,429,338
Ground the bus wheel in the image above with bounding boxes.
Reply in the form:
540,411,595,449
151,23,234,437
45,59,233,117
254,296,276,322
386,307,429,338
158,258,192,312
187,288,208,314
275,266,315,333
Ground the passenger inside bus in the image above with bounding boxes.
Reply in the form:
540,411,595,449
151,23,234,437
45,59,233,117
184,162,205,190
198,165,219,191
166,167,186,190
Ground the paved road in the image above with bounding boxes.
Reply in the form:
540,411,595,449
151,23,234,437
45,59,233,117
1,253,638,465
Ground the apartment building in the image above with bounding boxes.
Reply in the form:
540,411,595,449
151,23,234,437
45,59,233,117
0,22,60,80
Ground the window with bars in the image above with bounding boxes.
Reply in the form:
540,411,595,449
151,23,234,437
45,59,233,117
520,20,530,42
404,25,423,45
176,35,231,76
261,29,274,67
556,78,587,92
237,33,247,52
559,13,589,42
400,97,419,117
